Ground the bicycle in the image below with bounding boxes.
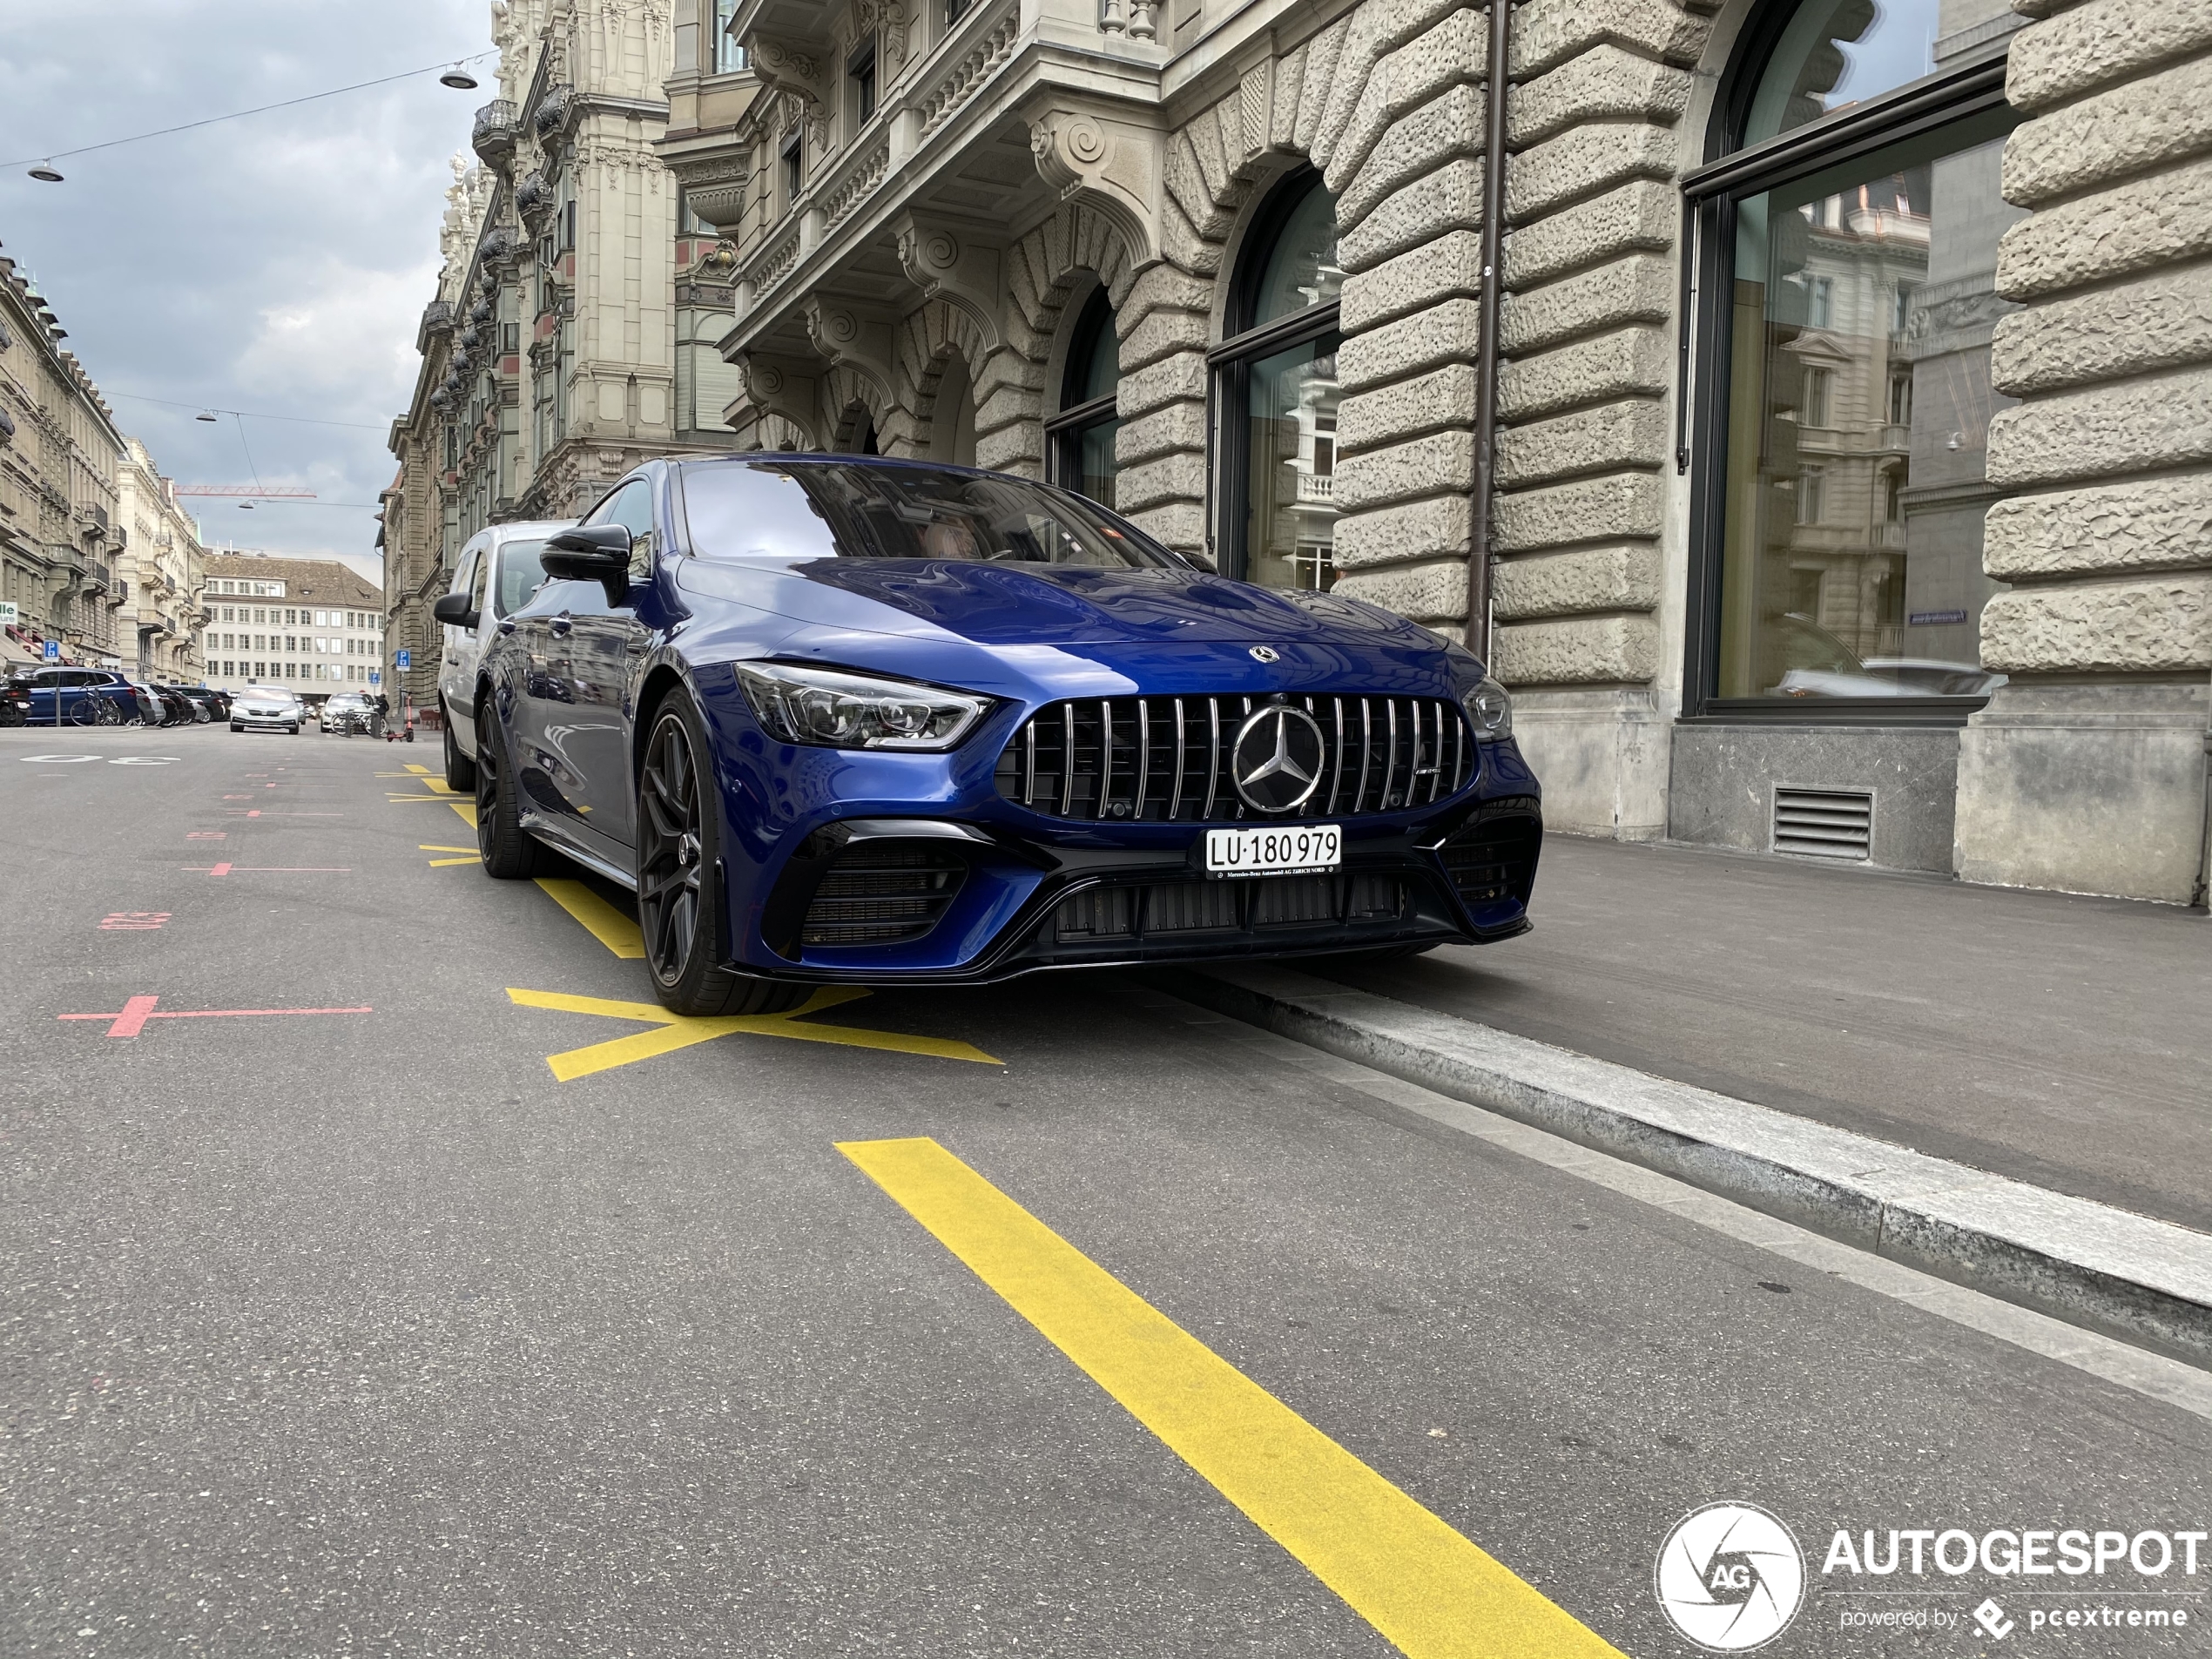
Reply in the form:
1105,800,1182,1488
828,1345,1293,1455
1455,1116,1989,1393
70,691,122,726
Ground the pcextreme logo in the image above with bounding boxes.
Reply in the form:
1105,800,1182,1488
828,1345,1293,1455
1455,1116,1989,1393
1656,1501,1807,1651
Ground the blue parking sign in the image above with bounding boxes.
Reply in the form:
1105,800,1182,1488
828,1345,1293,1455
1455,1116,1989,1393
395,648,411,670
43,639,60,662
369,669,381,685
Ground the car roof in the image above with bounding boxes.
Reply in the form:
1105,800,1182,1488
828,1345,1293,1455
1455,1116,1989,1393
677,452,1009,481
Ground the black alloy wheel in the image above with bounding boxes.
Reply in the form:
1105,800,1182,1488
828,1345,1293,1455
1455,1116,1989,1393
475,697,542,880
442,703,476,792
637,699,805,1018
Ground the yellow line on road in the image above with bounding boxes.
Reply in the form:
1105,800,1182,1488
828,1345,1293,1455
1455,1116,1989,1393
837,1138,1623,1659
534,878,645,957
506,986,1001,1079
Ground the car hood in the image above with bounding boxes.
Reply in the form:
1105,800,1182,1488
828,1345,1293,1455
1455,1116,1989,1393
680,558,1441,652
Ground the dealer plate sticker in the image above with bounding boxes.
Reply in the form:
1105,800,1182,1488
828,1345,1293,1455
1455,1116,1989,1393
1205,824,1342,878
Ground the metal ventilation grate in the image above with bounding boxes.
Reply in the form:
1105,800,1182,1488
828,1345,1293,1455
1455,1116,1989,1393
1772,787,1872,860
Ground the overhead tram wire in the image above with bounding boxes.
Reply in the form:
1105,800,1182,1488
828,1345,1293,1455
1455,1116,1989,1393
2,51,496,174
108,392,387,433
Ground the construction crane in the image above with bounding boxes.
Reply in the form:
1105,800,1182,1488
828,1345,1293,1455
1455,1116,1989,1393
174,485,317,498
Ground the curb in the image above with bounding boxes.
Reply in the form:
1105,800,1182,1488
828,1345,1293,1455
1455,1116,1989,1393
1163,963,2212,1368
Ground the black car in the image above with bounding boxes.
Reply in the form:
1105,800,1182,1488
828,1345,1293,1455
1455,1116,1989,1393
162,684,230,724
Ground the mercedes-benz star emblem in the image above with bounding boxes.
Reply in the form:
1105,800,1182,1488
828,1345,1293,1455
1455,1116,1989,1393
1231,705,1325,813
1248,645,1280,664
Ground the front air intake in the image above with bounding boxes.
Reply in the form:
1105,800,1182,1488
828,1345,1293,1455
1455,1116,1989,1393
799,843,967,948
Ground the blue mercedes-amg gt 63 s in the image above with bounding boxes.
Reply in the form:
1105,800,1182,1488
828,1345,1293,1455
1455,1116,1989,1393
444,455,1541,1017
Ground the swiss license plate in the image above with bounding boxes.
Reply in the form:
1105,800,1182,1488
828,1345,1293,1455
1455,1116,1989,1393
1204,823,1342,878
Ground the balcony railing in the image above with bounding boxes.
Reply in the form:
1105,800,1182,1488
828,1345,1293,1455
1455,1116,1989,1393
1295,472,1336,503
471,99,519,167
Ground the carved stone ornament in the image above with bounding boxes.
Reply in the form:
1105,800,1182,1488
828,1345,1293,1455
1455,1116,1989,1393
1025,103,1160,268
800,297,897,402
666,150,751,232
751,37,827,111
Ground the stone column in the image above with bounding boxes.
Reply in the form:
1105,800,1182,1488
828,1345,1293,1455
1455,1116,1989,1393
1952,0,2212,901
1482,0,1710,840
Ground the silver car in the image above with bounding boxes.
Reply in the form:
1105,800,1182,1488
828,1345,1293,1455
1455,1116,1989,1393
231,685,304,734
432,520,572,790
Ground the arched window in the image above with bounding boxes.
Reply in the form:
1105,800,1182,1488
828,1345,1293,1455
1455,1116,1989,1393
1682,0,2020,711
1045,286,1120,507
1211,170,1342,590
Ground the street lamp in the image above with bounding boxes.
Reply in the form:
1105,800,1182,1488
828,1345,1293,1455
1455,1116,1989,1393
439,65,480,90
27,161,63,183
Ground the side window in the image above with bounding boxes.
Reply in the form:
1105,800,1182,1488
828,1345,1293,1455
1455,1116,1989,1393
469,547,493,619
587,480,658,584
450,545,481,600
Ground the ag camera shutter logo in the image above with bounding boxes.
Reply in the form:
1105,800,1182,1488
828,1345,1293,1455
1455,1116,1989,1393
1656,1501,1806,1651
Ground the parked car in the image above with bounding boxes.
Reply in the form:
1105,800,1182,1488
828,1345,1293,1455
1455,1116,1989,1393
162,684,230,723
0,674,33,726
231,685,304,734
460,456,1541,1019
435,518,572,789
7,665,160,725
320,691,377,736
130,680,193,726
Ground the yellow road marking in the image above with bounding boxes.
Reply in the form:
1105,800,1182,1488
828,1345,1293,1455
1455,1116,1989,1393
386,792,457,802
535,878,645,958
507,987,1001,1079
838,1138,1623,1659
449,800,476,827
421,844,475,853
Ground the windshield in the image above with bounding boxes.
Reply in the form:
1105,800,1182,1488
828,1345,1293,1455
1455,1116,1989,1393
244,686,298,701
676,460,1181,570
493,539,550,617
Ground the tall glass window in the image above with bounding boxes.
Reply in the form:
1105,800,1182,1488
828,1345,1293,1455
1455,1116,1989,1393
1046,287,1121,509
1211,172,1342,590
1686,0,2020,710
713,0,750,72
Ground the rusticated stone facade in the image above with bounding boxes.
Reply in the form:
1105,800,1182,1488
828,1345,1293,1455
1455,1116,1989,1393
1952,0,2212,901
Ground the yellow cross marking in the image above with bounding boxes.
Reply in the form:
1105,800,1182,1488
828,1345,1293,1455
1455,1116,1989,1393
507,986,1001,1079
535,878,644,956
421,843,477,868
387,788,476,826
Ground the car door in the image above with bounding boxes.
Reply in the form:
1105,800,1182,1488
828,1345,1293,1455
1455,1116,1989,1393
442,535,489,753
563,480,657,852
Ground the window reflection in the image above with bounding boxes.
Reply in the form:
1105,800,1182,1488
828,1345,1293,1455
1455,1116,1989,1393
1244,339,1340,591
1718,111,2021,698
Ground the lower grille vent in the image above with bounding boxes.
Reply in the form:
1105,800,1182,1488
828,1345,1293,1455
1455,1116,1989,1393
1049,874,1405,942
800,844,967,948
1772,787,1872,860
1440,796,1542,906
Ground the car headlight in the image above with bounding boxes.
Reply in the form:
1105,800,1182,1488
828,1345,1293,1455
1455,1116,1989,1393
1466,676,1513,742
735,662,991,752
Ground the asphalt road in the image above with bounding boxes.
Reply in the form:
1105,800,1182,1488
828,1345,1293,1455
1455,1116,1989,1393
3,723,2209,1658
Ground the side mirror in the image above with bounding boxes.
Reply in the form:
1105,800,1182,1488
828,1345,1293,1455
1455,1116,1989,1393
431,591,478,630
541,523,637,604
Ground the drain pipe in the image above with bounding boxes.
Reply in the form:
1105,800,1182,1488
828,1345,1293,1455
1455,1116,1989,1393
1467,0,1514,665
2194,664,2212,914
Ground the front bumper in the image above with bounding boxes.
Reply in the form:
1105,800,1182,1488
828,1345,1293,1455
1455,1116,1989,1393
698,666,1541,988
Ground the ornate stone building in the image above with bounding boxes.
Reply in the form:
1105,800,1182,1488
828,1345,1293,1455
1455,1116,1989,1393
0,253,127,668
114,438,209,682
384,0,752,715
653,0,2211,904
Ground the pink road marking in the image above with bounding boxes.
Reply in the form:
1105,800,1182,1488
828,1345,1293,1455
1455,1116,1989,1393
222,794,249,799
99,913,170,931
186,832,226,840
105,996,160,1037
188,866,350,874
60,1002,374,1035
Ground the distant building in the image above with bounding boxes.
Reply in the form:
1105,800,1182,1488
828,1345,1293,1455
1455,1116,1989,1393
114,437,209,682
199,552,383,704
0,252,127,668
382,0,748,716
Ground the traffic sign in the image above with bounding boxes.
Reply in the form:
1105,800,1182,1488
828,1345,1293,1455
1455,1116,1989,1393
395,648,411,670
369,669,381,685
44,639,60,662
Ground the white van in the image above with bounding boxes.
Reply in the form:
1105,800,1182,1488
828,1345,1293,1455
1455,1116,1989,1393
433,520,573,790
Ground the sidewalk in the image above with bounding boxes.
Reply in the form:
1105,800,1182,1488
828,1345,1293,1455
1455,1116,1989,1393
1318,834,2212,1238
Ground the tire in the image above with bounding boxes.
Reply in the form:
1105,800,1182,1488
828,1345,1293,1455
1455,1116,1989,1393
475,698,542,880
442,708,476,792
96,698,123,727
288,723,300,735
230,723,243,733
637,698,806,1017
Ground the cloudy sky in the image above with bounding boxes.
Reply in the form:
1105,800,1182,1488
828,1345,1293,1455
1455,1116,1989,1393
0,0,489,587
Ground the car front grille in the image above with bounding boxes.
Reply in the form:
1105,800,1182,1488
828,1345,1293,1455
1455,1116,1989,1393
799,843,967,948
995,694,1474,824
